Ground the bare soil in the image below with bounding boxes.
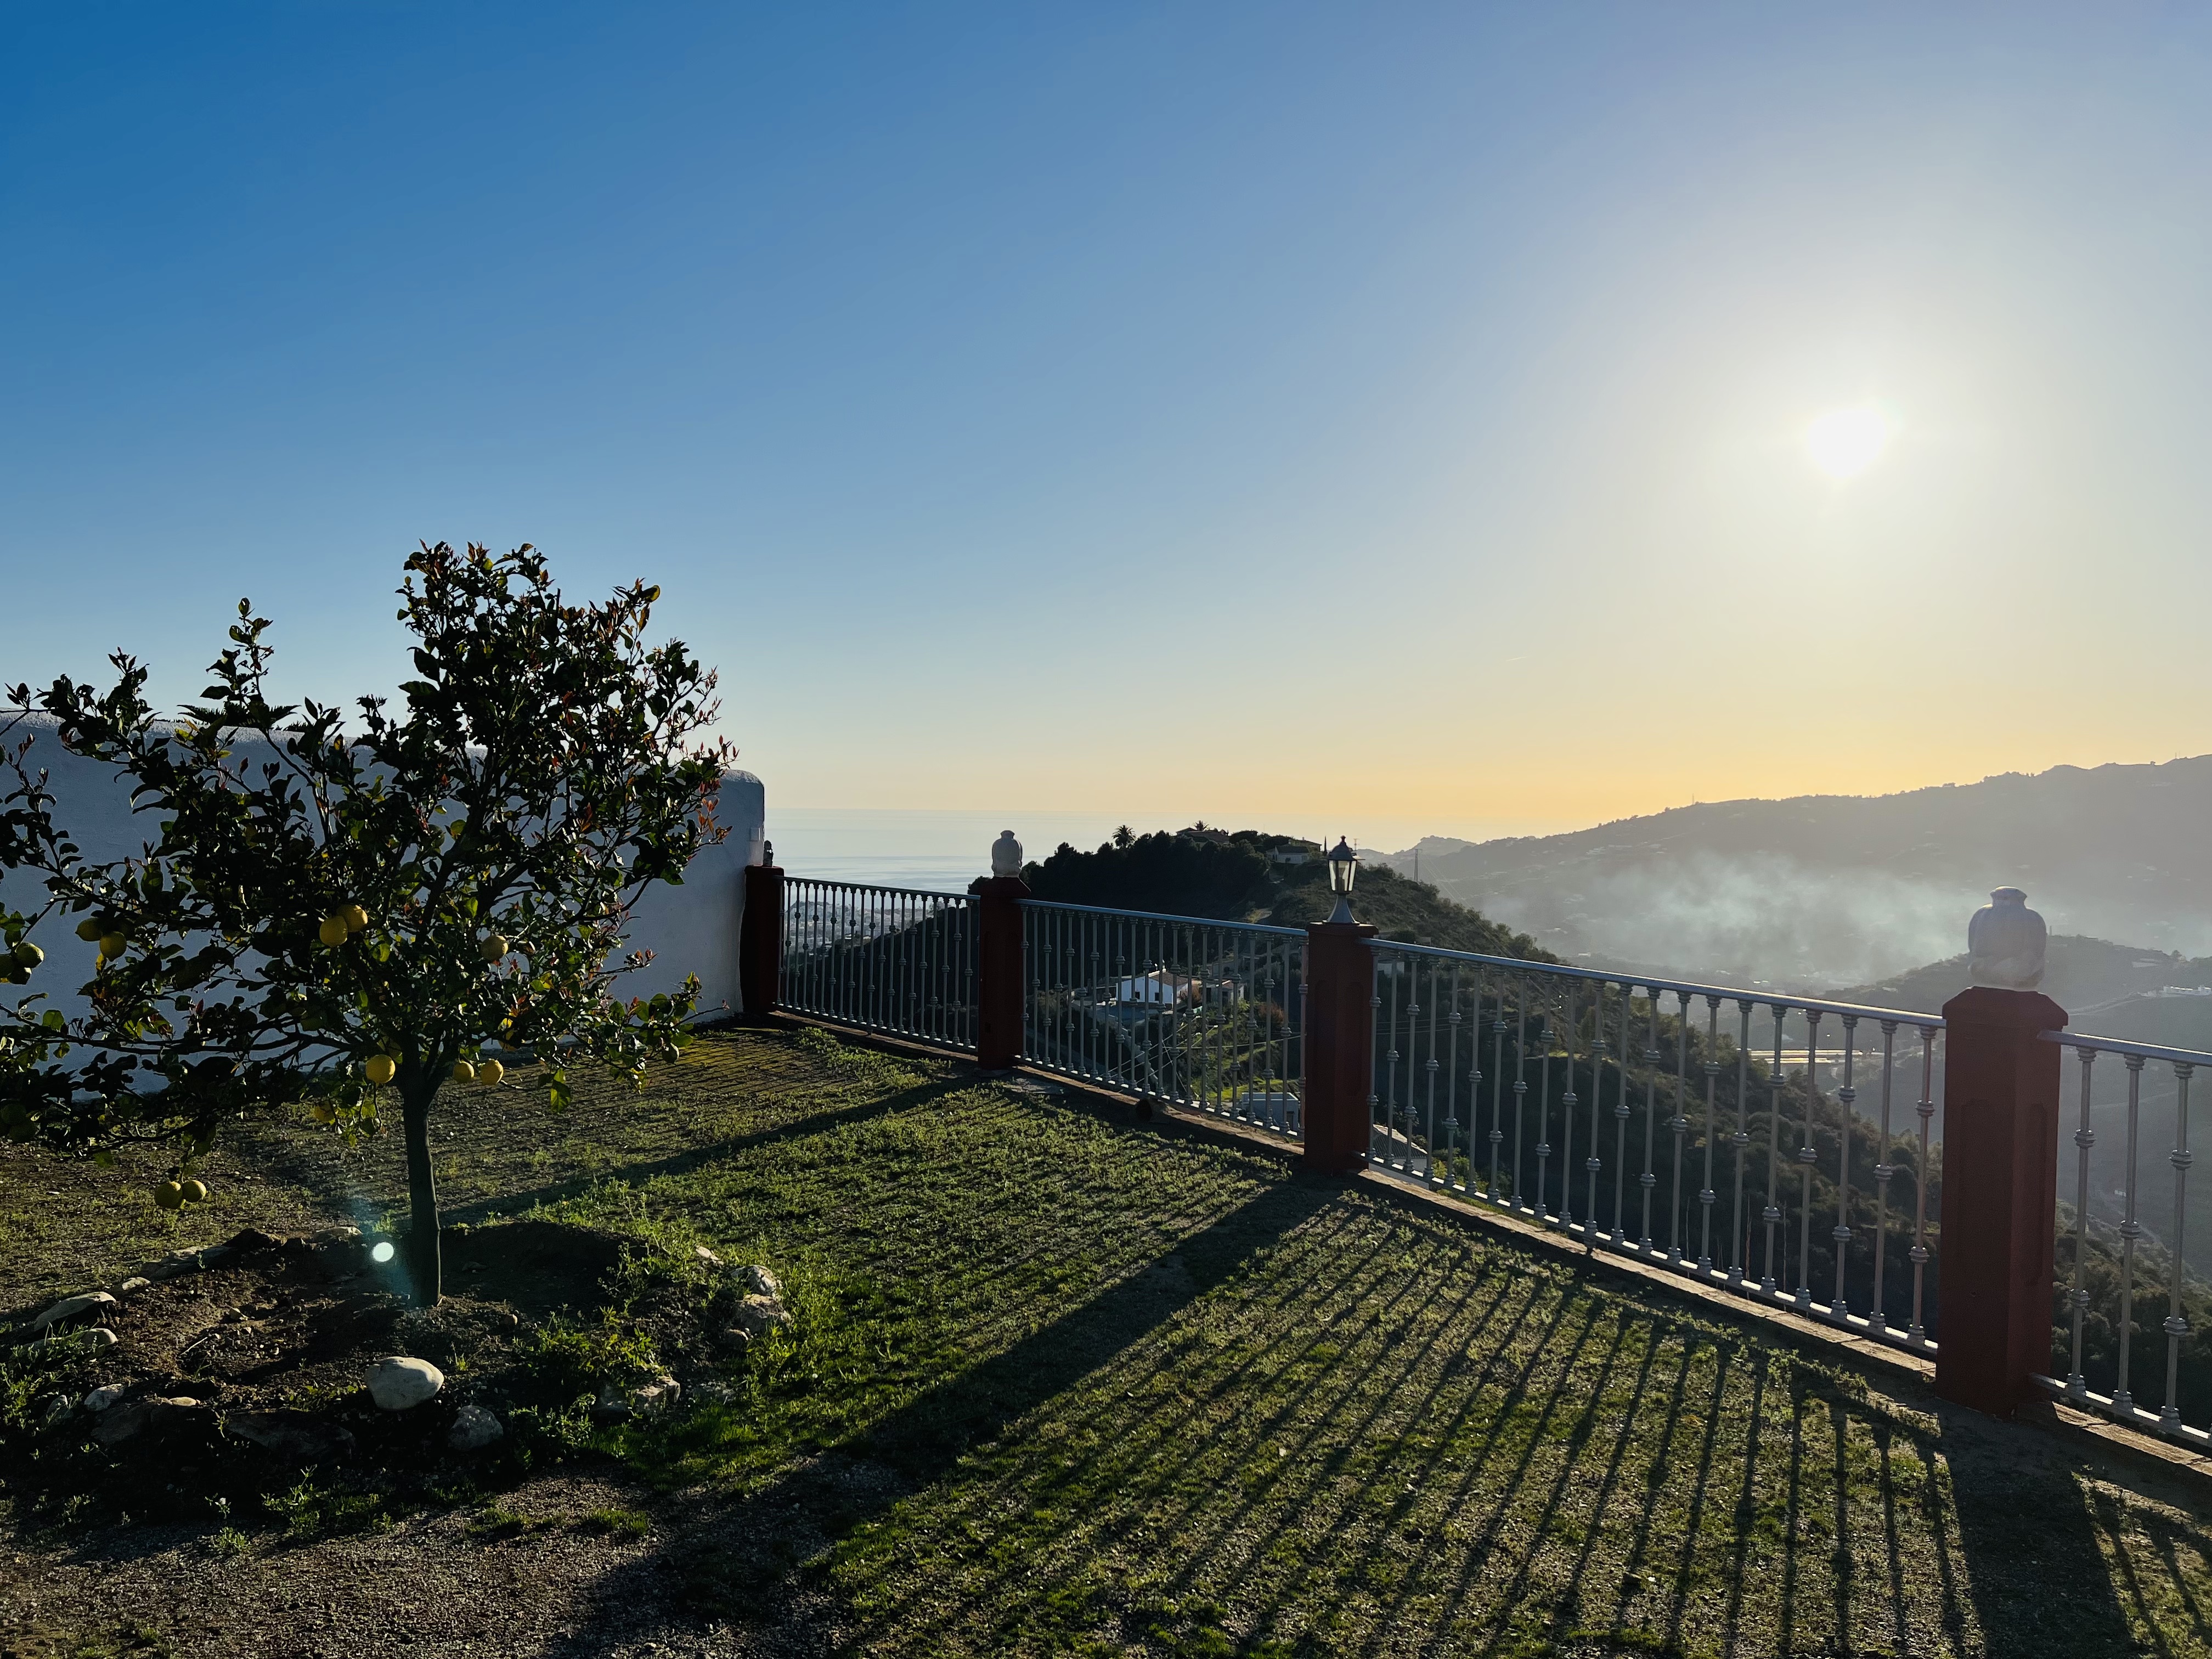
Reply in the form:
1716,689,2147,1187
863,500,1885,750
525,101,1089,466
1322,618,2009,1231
4,1219,714,1533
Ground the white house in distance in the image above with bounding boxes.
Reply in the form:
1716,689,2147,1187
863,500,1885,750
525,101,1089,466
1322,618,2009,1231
1115,968,1192,1009
1110,968,1246,1015
0,714,766,1026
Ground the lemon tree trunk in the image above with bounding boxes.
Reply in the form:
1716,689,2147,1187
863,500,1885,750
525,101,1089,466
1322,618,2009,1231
399,1071,443,1306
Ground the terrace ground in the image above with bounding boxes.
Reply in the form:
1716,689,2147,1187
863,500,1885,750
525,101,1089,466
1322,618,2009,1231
1,1024,2208,1658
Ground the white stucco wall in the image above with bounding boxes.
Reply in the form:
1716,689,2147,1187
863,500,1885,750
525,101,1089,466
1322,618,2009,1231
0,715,764,1028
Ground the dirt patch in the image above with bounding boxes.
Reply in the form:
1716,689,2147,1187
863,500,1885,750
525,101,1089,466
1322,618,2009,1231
2,1220,730,1532
0,1470,842,1659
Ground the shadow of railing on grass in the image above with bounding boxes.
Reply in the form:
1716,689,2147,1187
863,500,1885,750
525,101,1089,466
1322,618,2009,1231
534,1153,2201,1657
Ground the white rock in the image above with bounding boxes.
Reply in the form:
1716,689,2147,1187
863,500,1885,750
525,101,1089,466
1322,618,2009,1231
447,1403,504,1450
41,1395,75,1426
119,1277,150,1294
28,1290,118,1331
365,1356,445,1411
693,1245,723,1266
81,1327,119,1352
84,1383,127,1413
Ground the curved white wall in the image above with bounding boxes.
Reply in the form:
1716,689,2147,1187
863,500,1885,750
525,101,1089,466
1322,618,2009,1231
622,769,765,1018
0,716,764,1030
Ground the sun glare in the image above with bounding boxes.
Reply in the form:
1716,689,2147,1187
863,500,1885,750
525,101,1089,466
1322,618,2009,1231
1805,407,1888,479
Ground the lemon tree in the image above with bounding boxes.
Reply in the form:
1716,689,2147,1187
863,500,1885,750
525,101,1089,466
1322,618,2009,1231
0,543,733,1303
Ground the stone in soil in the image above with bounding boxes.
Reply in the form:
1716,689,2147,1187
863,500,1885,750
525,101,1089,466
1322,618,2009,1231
84,1383,127,1413
738,1264,781,1298
592,1377,681,1423
91,1396,207,1446
24,1289,119,1331
730,1294,792,1339
447,1403,505,1450
366,1356,445,1410
223,1409,357,1463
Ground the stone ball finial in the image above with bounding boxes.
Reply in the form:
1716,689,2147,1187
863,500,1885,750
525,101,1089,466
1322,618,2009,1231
991,830,1023,879
1968,887,2046,990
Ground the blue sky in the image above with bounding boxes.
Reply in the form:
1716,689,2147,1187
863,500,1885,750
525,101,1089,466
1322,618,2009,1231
4,5,2208,841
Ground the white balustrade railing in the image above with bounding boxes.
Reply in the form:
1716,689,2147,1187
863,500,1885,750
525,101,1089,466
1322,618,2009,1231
2044,1029,2211,1447
1019,899,1304,1137
778,878,977,1050
1367,941,1944,1354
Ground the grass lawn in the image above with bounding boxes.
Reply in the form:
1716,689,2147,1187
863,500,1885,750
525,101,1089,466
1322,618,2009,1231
4,1023,2209,1657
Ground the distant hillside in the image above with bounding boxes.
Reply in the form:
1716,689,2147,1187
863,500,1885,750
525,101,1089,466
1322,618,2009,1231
1825,934,2212,1048
1021,828,1551,962
1383,756,2212,988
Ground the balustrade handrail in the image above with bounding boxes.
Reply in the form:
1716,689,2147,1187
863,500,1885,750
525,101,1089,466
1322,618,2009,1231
1373,939,1945,1029
1019,896,1307,939
784,874,975,904
2042,1027,2212,1068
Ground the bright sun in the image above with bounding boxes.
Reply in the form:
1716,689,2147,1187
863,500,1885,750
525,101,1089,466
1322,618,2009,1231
1805,407,1889,478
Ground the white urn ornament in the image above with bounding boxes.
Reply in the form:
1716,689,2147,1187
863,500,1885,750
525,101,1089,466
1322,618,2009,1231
990,830,1023,879
1967,887,2046,991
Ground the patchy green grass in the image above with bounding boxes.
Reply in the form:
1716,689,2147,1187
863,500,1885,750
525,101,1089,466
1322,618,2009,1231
6,1022,2212,1656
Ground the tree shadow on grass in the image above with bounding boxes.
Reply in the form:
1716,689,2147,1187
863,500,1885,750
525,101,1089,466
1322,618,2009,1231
229,1074,975,1231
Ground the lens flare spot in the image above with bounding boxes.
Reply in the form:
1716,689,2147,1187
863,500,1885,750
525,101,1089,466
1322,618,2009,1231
370,1240,397,1264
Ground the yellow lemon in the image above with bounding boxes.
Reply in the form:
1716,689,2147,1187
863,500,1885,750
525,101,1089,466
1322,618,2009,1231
365,1054,397,1085
75,917,104,942
479,933,510,962
13,942,43,968
98,933,125,958
450,1059,477,1084
341,904,369,933
318,915,348,947
478,1059,505,1087
181,1178,208,1204
155,1180,185,1211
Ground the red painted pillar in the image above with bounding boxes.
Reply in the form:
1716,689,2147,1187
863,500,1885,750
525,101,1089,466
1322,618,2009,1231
975,876,1028,1072
1934,986,2067,1415
1301,921,1377,1175
739,861,785,1018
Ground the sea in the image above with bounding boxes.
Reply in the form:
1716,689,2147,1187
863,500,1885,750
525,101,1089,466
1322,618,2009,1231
763,809,1177,894
761,808,1554,893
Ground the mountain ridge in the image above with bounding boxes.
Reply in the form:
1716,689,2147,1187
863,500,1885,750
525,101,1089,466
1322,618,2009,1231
1381,754,2212,986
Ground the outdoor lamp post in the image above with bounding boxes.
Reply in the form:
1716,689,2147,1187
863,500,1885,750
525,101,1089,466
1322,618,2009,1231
1325,837,1359,924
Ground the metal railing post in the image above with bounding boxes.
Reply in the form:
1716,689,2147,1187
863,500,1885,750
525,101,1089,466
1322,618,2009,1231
1934,985,2067,1416
1301,918,1378,1175
976,876,1029,1072
740,857,785,1017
